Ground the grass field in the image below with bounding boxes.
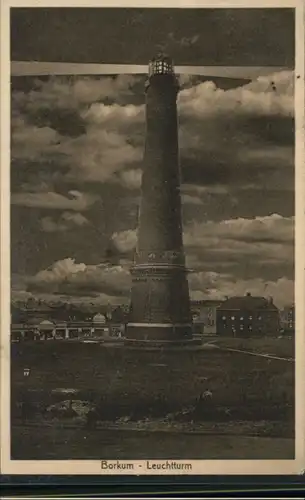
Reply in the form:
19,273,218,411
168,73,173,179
10,338,295,459
11,426,295,460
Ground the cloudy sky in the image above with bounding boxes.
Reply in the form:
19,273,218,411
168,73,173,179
10,8,295,309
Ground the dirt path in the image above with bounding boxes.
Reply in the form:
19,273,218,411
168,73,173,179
220,346,294,362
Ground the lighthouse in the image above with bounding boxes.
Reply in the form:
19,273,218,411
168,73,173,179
126,54,194,345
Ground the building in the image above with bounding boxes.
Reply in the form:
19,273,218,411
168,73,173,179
38,319,56,340
92,313,109,337
126,54,193,345
281,305,295,334
216,293,280,337
11,319,55,341
53,321,69,339
11,302,129,342
109,323,125,338
191,300,224,334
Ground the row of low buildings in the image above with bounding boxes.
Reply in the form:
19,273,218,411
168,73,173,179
11,312,125,342
11,294,295,342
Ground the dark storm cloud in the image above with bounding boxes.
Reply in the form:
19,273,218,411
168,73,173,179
11,8,294,67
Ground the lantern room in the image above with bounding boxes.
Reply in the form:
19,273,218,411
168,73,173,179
148,53,174,77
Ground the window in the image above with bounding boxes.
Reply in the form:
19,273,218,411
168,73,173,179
240,325,244,330
222,316,226,320
258,316,262,320
240,316,244,321
249,316,253,320
231,316,235,320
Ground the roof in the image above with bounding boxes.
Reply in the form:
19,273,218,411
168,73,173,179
218,295,278,311
191,300,224,308
39,319,55,329
93,313,106,323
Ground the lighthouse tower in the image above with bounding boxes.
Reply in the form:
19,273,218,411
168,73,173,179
126,54,193,345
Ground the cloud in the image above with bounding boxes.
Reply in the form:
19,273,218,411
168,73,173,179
182,184,229,196
11,75,144,191
178,71,293,118
11,190,99,210
11,71,294,197
181,194,204,205
102,215,293,290
168,32,200,48
12,75,139,111
23,256,293,309
57,129,142,183
118,168,143,189
10,71,295,295
82,102,144,126
26,258,131,297
100,213,294,269
11,117,61,161
177,71,294,194
238,145,294,168
11,117,143,188
32,258,87,282
188,272,294,309
40,216,67,233
111,230,138,253
61,211,89,226
183,214,294,278
184,214,294,245
41,211,90,233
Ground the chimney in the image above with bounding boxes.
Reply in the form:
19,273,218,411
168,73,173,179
246,292,251,297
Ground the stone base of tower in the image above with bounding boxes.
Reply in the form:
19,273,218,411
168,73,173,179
126,322,192,340
124,323,201,348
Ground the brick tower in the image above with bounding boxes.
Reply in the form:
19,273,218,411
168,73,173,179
126,54,193,345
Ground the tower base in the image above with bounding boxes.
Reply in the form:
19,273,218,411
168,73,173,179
125,322,199,348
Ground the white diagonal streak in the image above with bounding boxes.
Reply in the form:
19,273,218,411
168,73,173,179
11,61,290,78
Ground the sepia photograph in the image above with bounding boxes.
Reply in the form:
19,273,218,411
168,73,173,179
1,1,304,475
